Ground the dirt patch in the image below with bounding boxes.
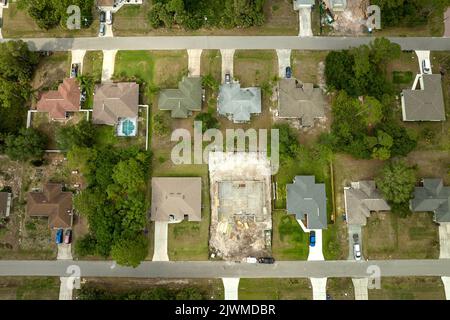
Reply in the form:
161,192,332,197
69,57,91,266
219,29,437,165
31,53,71,95
324,0,369,35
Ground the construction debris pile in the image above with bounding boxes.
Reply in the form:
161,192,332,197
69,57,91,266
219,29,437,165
208,152,272,261
321,0,370,35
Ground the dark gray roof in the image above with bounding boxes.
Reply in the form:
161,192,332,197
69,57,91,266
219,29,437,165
287,176,327,230
344,181,391,226
218,82,261,123
158,77,202,118
411,178,450,223
278,78,326,126
401,75,446,121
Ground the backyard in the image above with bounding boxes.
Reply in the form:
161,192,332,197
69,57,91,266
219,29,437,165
369,277,446,300
239,278,312,300
363,212,440,260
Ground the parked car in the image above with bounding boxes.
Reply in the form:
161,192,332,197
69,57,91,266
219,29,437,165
99,23,106,37
422,58,431,74
285,66,292,79
80,89,87,103
225,73,231,84
106,10,113,25
258,257,275,264
0,0,8,7
353,243,361,260
309,231,316,247
71,63,79,78
99,11,106,23
353,233,359,243
245,257,258,264
56,229,64,244
64,229,72,244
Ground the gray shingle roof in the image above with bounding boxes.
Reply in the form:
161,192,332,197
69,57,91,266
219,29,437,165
158,77,202,118
401,74,446,121
218,83,261,123
278,78,326,127
411,178,450,223
287,176,327,230
344,181,391,226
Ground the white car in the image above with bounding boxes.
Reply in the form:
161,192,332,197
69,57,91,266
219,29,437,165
245,257,258,264
422,59,431,74
106,11,113,25
353,243,361,261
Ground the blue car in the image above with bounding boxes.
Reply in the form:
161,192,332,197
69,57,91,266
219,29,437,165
56,229,63,244
285,66,292,79
309,231,316,247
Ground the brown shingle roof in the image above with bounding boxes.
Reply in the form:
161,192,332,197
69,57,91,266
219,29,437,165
36,78,81,120
92,82,139,125
151,178,202,222
97,0,114,6
27,183,72,228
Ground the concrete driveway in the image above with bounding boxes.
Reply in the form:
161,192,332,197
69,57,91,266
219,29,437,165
352,278,369,300
57,244,73,260
276,49,291,78
415,50,430,74
187,49,202,76
71,50,86,74
105,24,114,38
299,8,313,37
307,229,324,261
445,8,450,37
442,277,450,300
59,277,74,300
101,50,117,82
222,278,240,300
348,224,364,260
310,277,327,300
220,49,235,83
152,221,169,261
439,223,450,259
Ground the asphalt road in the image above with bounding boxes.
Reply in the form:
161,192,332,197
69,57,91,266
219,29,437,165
1,260,450,278
1,36,449,51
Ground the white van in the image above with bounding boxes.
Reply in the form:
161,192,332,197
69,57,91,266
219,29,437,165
106,10,113,25
353,244,361,261
422,59,431,74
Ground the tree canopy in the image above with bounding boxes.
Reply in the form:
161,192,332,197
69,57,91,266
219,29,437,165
4,128,47,162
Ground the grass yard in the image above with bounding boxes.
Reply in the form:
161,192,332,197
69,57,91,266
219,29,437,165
291,51,328,85
0,277,60,300
271,210,309,260
363,212,439,260
113,0,298,36
239,278,312,300
76,278,224,300
31,52,71,93
234,50,278,88
326,278,355,300
386,51,419,91
2,3,99,38
392,71,413,84
369,277,446,300
201,50,222,83
83,51,104,83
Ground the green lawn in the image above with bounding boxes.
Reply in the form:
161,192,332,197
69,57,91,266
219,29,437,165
234,50,278,87
201,50,222,83
83,51,103,82
0,277,60,300
392,71,413,84
2,3,99,38
271,210,308,260
239,278,312,300
369,277,446,300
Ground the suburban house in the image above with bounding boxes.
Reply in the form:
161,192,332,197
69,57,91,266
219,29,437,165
93,82,139,137
287,176,328,230
401,74,446,121
96,0,143,12
277,78,326,127
27,183,73,229
36,78,81,121
293,0,315,9
151,177,202,222
344,181,391,226
218,82,261,123
410,178,450,224
158,76,202,118
0,191,12,218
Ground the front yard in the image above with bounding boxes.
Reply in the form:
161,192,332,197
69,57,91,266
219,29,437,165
0,277,60,300
239,278,312,300
369,277,446,300
291,51,328,85
326,278,355,300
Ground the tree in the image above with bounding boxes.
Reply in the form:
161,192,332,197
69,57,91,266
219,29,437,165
67,146,97,176
202,74,219,91
110,234,148,268
4,128,47,162
56,119,96,151
175,288,204,300
376,160,416,208
111,158,146,194
195,112,219,133
273,123,300,160
74,234,97,257
153,111,170,136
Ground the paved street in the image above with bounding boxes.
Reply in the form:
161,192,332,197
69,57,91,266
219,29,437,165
1,259,450,278
3,36,449,52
